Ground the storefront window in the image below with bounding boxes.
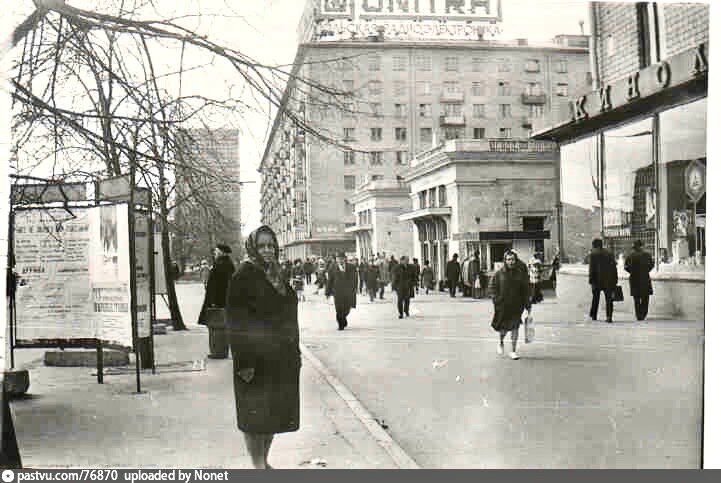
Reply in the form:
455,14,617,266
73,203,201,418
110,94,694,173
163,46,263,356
560,135,601,263
659,98,707,267
603,117,654,259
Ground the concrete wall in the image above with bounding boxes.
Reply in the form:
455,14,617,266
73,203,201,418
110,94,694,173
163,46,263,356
557,266,704,322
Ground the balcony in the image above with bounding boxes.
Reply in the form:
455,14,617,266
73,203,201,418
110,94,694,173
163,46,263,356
521,93,547,105
440,91,464,103
440,115,466,126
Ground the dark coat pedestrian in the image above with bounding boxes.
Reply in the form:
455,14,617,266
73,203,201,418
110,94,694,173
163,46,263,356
325,254,358,330
358,259,368,294
365,263,380,301
446,255,461,297
198,245,235,326
624,240,654,321
391,257,415,318
421,263,434,294
588,239,618,322
489,251,530,360
225,225,299,469
303,259,314,284
411,259,421,293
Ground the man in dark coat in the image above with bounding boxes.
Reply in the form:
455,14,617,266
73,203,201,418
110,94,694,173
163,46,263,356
302,258,314,285
391,256,415,319
446,254,461,297
588,238,618,323
625,240,654,321
325,253,358,330
411,258,421,295
358,257,368,294
197,244,236,358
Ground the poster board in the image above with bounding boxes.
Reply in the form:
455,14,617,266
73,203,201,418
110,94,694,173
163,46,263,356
13,205,134,350
154,232,167,295
134,214,152,338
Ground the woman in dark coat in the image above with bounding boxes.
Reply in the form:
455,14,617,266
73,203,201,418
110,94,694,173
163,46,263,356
624,239,654,321
325,252,358,330
225,226,300,469
197,244,235,359
365,260,380,302
489,250,530,360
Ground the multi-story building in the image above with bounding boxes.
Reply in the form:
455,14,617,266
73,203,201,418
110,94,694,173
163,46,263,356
174,128,243,264
534,2,709,321
260,0,590,260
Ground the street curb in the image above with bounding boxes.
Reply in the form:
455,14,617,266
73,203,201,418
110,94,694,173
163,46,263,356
299,343,421,469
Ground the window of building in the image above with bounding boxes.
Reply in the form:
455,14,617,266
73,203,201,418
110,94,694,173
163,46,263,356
443,81,461,93
472,104,485,118
343,127,355,141
342,79,354,92
368,80,382,95
428,187,437,208
420,127,433,142
370,152,383,165
472,58,483,72
471,82,485,97
525,82,541,95
371,174,384,181
344,199,353,216
370,102,383,117
370,127,382,141
419,104,430,117
529,105,544,118
417,55,432,71
438,185,447,206
417,80,432,96
497,58,511,72
473,127,486,139
394,103,407,117
368,54,381,71
396,151,408,165
557,59,568,73
344,176,356,190
556,83,569,96
444,127,463,140
498,81,511,96
395,127,408,141
341,102,354,118
499,127,511,138
344,150,355,165
523,217,544,231
393,55,407,71
419,190,427,209
444,103,462,116
499,104,512,118
525,59,540,72
394,81,407,97
445,56,459,71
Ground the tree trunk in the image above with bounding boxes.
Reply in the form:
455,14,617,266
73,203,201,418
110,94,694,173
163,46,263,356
161,224,186,331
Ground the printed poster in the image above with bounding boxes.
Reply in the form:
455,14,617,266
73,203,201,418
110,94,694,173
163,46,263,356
135,215,152,338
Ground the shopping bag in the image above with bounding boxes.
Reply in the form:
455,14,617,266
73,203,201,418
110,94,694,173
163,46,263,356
524,314,535,343
612,285,624,302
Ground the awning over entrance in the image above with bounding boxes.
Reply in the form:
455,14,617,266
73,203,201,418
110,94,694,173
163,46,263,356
398,206,451,222
478,230,550,241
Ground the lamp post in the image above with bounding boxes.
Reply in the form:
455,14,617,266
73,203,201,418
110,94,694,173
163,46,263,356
503,199,512,231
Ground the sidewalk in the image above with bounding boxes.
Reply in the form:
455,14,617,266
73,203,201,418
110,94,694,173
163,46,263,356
8,321,401,469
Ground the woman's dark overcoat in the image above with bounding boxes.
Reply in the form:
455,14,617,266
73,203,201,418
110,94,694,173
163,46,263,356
325,264,358,312
197,255,235,325
624,249,654,297
225,261,300,434
365,264,380,292
490,265,530,332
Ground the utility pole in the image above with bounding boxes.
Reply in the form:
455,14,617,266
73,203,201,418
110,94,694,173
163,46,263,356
503,199,512,231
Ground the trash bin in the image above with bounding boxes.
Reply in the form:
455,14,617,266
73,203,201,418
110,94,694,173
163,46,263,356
205,308,228,359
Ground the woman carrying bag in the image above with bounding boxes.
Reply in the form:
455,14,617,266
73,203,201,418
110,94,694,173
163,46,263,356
489,250,531,360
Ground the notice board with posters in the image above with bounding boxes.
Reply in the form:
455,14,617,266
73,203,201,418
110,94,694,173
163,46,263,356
13,205,134,350
134,214,152,337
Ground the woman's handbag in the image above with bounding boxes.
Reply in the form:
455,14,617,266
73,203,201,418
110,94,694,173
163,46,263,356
524,314,535,343
612,285,624,302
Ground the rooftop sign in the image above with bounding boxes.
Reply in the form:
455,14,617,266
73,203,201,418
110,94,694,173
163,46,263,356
319,0,503,22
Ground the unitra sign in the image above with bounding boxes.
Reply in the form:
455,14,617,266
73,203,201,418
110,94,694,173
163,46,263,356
318,0,503,22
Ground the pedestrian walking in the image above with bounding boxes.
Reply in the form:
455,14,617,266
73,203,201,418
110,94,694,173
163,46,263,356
421,260,434,295
391,256,415,319
366,259,380,302
199,259,211,287
411,258,421,295
469,251,482,299
197,244,235,359
624,240,654,321
378,255,390,300
446,254,461,297
358,257,368,295
291,259,305,302
490,250,531,360
303,258,314,285
325,252,358,330
588,238,618,323
224,225,300,469
528,252,543,304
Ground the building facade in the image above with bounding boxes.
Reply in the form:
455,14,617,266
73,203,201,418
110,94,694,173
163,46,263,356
533,2,708,321
260,1,590,261
398,138,560,283
174,128,243,265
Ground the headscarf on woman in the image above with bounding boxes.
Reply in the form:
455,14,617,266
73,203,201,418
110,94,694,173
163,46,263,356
245,225,287,296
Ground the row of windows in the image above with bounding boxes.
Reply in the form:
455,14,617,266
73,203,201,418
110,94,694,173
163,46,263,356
419,185,448,209
361,80,568,97
343,151,409,167
334,101,549,122
361,55,570,74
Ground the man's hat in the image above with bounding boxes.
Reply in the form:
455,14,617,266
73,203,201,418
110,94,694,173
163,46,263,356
216,244,232,254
